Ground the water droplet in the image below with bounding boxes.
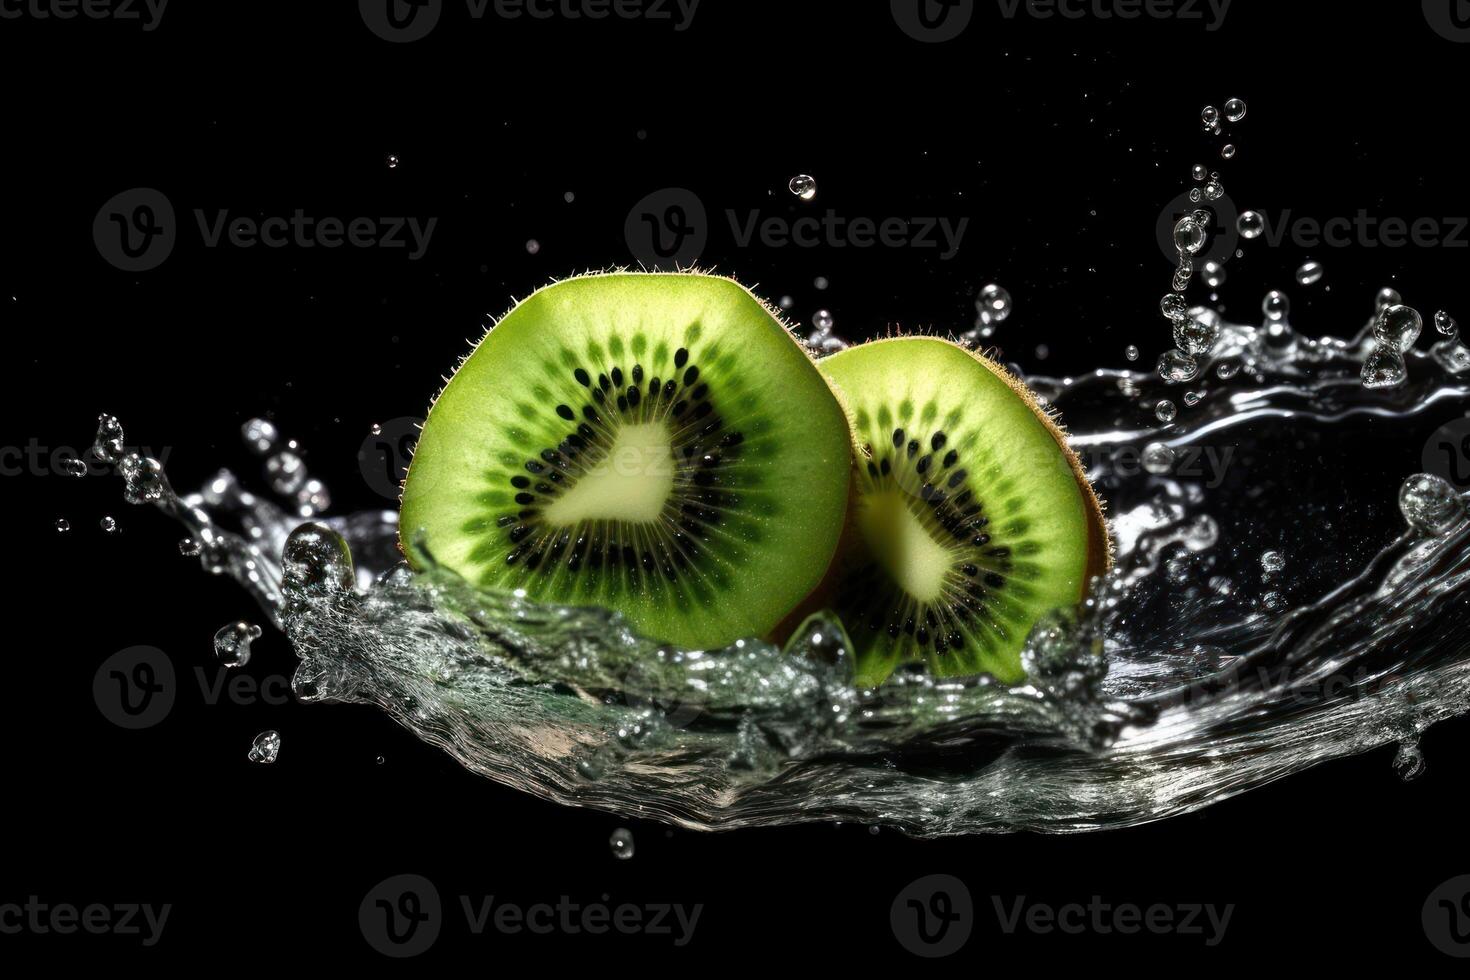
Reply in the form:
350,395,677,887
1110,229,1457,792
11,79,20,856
1172,216,1206,256
247,730,281,764
179,537,201,557
93,413,125,464
295,478,332,517
1392,739,1425,782
1216,361,1240,380
1262,290,1290,321
778,295,794,310
1223,98,1247,122
788,174,817,201
976,284,1012,324
265,451,306,496
1399,474,1463,535
60,456,87,477
1295,261,1324,286
1142,442,1175,475
376,754,386,765
525,239,540,255
814,276,829,290
1174,314,1220,356
1201,105,1219,125
55,518,70,533
119,453,166,505
1155,400,1178,423
370,422,383,435
811,309,834,332
214,621,263,668
1260,550,1285,574
1160,293,1190,322
1373,304,1423,350
1236,211,1265,239
1124,345,1140,362
1202,260,1226,289
1192,164,1208,182
1202,179,1225,202
100,516,118,534
1375,287,1402,313
1183,391,1203,407
1361,345,1407,389
1220,144,1237,160
1432,340,1470,374
1157,349,1200,383
241,417,279,456
609,828,635,860
1434,311,1459,339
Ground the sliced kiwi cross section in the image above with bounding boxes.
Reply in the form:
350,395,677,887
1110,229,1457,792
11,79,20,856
819,337,1109,686
400,272,852,650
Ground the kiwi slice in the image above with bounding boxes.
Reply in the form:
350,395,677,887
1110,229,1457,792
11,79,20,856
818,337,1109,687
400,272,852,650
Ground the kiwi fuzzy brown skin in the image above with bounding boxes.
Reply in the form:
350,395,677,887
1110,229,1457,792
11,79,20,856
396,270,858,652
817,333,1113,686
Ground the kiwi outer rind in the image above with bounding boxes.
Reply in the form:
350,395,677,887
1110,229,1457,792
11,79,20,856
398,270,854,652
817,334,1112,685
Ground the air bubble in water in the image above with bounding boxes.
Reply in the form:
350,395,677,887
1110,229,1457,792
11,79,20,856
1203,261,1226,289
1435,311,1458,338
1399,474,1462,535
1142,443,1174,475
55,518,70,533
609,827,635,860
247,730,281,764
788,174,817,201
265,451,306,496
1260,550,1285,574
1155,400,1178,423
1157,349,1199,383
1296,261,1324,286
1373,305,1423,350
241,418,279,456
1224,98,1247,122
1237,211,1265,239
1125,345,1140,362
1361,346,1407,389
100,516,118,533
976,284,1012,324
214,621,263,668
1262,291,1289,321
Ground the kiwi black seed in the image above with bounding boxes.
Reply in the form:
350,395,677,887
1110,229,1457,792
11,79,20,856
819,336,1110,686
399,272,852,650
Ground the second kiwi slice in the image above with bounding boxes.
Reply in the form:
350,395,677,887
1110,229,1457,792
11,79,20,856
400,272,852,651
819,337,1110,687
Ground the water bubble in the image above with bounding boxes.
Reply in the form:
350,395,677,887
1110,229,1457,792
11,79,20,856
814,276,829,290
609,828,635,860
55,518,70,533
295,478,332,517
247,730,281,764
1361,346,1407,389
1157,349,1200,383
788,174,817,201
1202,260,1226,289
778,295,794,310
282,522,356,595
1432,340,1470,374
1216,361,1240,380
120,453,166,505
1236,211,1265,239
1260,550,1285,574
1392,738,1425,782
563,191,575,203
1184,391,1203,407
1189,188,1203,204
525,239,540,255
1172,216,1206,256
1223,98,1247,122
100,516,118,534
1220,144,1237,160
93,413,125,464
1434,311,1458,339
1160,293,1190,322
1262,290,1290,321
376,755,386,765
265,451,306,496
1125,345,1140,362
1174,315,1219,356
1375,287,1402,313
214,621,263,668
1373,305,1423,350
61,456,88,478
241,417,279,456
1192,164,1208,182
1142,443,1175,475
179,537,201,557
386,154,400,169
811,309,834,332
1261,591,1285,611
976,284,1012,324
1202,180,1225,202
1155,400,1178,423
1201,105,1219,125
1399,474,1462,535
1295,261,1324,286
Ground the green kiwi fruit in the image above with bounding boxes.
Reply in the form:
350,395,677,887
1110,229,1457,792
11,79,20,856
818,337,1110,687
399,271,853,650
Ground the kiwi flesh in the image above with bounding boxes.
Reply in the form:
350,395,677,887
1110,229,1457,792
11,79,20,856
400,272,852,651
818,337,1109,687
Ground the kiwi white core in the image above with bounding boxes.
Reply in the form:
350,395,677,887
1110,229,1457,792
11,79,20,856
541,422,675,526
857,490,953,605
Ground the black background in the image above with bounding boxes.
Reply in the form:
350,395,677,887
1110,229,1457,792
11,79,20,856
7,0,1470,965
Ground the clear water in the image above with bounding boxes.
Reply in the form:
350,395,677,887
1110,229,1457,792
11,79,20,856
85,299,1470,836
